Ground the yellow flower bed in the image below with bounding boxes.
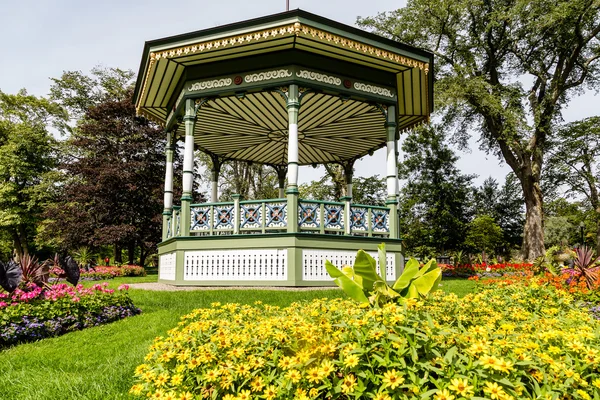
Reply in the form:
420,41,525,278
131,284,600,399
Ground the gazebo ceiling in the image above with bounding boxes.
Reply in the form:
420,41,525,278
174,91,413,166
134,10,434,136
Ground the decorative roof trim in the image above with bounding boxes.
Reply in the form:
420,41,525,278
135,22,430,116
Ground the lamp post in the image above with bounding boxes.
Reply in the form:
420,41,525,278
579,222,585,247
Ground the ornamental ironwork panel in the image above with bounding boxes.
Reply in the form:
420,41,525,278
175,212,181,236
265,202,287,228
371,209,390,233
240,204,262,229
191,206,211,231
165,215,172,238
324,204,344,230
350,207,368,231
213,205,235,230
298,202,320,229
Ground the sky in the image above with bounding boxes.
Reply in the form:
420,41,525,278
0,0,597,187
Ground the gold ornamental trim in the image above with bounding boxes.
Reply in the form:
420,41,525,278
136,21,430,117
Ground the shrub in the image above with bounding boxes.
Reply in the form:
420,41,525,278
0,283,140,348
131,283,600,399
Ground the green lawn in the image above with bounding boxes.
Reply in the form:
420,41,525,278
0,276,476,400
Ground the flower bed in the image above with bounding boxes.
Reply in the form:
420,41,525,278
51,265,146,281
441,262,533,278
0,283,140,348
131,283,600,399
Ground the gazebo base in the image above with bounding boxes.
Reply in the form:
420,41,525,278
158,233,404,286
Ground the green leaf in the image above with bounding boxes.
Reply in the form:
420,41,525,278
392,258,420,290
413,267,442,296
325,260,369,304
352,250,381,292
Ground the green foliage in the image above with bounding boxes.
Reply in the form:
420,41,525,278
573,246,600,289
72,246,95,267
0,90,67,258
358,0,600,260
325,244,441,306
398,124,474,254
300,174,386,205
132,283,600,399
545,117,600,253
544,216,575,247
465,215,504,256
473,174,525,252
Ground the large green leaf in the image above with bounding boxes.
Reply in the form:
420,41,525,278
325,260,369,304
377,243,387,281
405,283,420,298
353,250,382,292
392,258,420,290
413,267,442,296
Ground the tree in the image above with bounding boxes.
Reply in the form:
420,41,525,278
45,68,167,265
299,174,386,205
398,124,474,257
359,0,600,259
465,215,504,256
545,117,600,253
0,90,66,258
473,174,525,252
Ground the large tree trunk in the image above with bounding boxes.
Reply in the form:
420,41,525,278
139,245,147,268
128,241,136,265
114,244,122,264
12,229,23,260
520,173,545,261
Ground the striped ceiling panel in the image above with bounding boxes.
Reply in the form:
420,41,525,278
173,91,412,165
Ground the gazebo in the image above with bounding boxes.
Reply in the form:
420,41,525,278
133,10,433,286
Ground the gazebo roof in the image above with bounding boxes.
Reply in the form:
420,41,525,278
134,9,434,166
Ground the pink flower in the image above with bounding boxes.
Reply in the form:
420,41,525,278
118,284,130,291
0,301,7,308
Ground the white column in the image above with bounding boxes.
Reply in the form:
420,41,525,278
180,99,197,237
163,131,174,210
211,181,218,203
386,105,398,201
287,84,299,190
162,130,175,240
385,105,399,239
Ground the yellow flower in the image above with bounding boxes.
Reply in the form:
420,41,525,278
341,374,357,394
178,392,193,400
171,374,183,386
238,389,251,400
129,384,143,395
593,378,600,389
163,393,177,400
318,360,335,377
433,389,455,400
286,369,302,383
447,378,473,396
479,355,501,370
373,393,392,400
306,367,323,383
576,390,591,400
308,388,319,398
222,395,236,400
483,382,505,400
381,369,404,390
344,354,360,368
263,385,278,400
250,376,264,392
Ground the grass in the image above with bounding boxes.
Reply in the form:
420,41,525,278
0,276,477,400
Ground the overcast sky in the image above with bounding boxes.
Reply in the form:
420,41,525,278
1,0,596,187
